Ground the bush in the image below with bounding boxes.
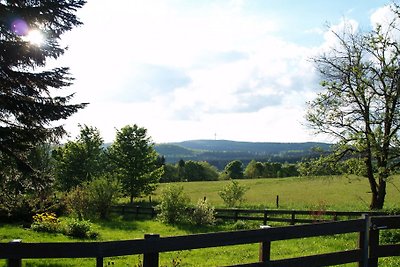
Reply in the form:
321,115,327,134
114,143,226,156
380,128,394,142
191,198,215,226
64,218,99,239
231,220,250,230
218,180,248,207
64,185,92,220
31,212,61,233
156,185,190,224
87,175,120,219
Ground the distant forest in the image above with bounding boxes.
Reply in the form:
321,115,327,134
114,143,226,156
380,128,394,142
154,140,331,170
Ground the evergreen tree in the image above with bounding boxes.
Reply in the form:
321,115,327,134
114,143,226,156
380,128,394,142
0,1,86,217
0,0,87,173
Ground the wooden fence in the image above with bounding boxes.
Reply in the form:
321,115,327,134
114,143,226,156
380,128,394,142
110,205,388,225
1,215,399,267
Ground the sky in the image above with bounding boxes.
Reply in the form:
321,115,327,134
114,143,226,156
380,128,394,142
55,0,394,144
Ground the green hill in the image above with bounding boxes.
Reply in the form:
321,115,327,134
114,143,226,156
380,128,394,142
155,140,331,169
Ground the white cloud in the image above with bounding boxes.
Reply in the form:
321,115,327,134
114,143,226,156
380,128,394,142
63,0,384,144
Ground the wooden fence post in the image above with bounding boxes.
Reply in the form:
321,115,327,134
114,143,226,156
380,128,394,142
136,206,140,216
96,257,103,267
259,240,271,264
143,234,160,267
7,239,22,267
368,222,379,267
234,209,239,222
290,211,296,225
358,214,370,267
263,209,268,225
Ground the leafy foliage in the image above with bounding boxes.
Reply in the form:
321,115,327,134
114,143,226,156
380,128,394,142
156,185,190,224
64,218,98,239
108,124,163,203
87,175,120,219
191,198,215,226
53,125,106,191
218,180,248,207
64,185,91,221
224,160,244,179
307,7,400,209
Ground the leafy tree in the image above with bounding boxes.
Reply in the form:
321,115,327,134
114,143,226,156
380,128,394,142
244,160,264,178
53,125,105,191
224,160,244,179
218,180,248,207
160,163,180,183
307,9,400,209
0,1,86,190
177,160,219,182
108,124,163,203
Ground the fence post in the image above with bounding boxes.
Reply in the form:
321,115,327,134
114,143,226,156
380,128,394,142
263,209,268,225
259,240,271,264
96,257,103,267
136,206,140,216
143,234,160,267
358,214,370,267
290,211,296,225
234,209,239,222
7,239,22,267
368,220,379,267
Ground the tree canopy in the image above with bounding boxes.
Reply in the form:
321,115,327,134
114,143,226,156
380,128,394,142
0,0,86,186
108,124,163,203
307,6,400,209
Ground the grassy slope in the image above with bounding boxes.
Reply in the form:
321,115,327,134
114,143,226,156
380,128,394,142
151,175,400,211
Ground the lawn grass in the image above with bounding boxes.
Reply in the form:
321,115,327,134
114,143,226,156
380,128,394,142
148,175,400,211
0,216,370,267
1,175,400,266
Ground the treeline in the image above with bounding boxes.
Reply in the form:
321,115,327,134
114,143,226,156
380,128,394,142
159,159,300,182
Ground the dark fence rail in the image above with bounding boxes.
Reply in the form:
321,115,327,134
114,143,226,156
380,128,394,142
1,215,400,267
110,205,388,225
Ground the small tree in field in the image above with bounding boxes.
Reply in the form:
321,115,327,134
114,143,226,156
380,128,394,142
108,125,163,203
218,180,248,207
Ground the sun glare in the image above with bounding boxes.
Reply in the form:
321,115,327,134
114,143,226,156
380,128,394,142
24,29,44,46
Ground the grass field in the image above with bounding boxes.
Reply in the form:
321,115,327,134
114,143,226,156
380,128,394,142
147,174,400,211
1,175,400,266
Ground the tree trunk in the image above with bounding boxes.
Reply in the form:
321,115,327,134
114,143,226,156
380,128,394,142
130,195,134,204
371,178,386,210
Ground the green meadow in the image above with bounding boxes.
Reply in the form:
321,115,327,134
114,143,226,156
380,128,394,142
1,175,400,266
150,175,400,211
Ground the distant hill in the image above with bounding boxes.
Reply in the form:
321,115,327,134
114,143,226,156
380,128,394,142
155,140,331,169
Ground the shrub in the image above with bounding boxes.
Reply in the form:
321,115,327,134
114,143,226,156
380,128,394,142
31,212,61,233
87,175,120,219
191,198,215,226
156,185,190,224
64,218,99,239
218,180,248,207
231,220,250,230
64,185,91,220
